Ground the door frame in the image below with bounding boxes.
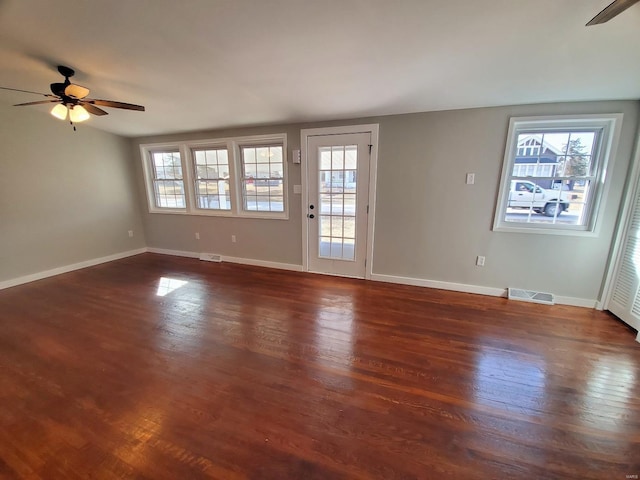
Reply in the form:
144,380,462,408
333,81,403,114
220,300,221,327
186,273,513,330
301,124,379,279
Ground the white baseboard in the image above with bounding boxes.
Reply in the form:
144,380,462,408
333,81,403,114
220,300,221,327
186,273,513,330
147,247,303,272
0,248,147,291
222,255,303,272
370,273,597,308
553,296,598,308
146,247,199,259
0,246,599,309
370,273,507,298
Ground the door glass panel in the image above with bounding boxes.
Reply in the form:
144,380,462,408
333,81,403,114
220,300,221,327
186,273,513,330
317,145,357,261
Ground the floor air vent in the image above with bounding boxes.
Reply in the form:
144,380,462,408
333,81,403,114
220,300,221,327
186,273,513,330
199,253,222,262
507,288,555,305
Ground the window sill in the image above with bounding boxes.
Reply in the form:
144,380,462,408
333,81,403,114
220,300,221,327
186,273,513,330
148,209,289,220
493,223,597,237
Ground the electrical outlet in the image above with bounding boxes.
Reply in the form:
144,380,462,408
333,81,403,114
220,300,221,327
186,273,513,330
476,255,485,266
128,230,134,238
195,232,200,240
231,235,236,243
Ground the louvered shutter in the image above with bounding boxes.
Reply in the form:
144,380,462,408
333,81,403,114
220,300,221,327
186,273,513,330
608,186,640,331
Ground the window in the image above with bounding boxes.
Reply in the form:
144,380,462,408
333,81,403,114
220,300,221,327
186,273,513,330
149,150,185,209
193,147,231,211
140,134,287,218
493,114,622,235
240,144,284,212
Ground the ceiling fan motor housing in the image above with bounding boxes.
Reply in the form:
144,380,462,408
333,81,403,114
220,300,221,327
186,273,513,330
57,65,75,79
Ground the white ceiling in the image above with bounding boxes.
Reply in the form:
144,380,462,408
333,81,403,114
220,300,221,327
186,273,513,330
0,0,639,137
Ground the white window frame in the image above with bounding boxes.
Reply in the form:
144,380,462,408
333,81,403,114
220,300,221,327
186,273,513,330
493,114,623,236
236,140,288,217
140,144,188,214
191,144,234,213
140,133,288,219
186,140,237,217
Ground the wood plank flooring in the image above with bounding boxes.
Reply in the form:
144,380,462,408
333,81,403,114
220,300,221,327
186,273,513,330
0,253,639,479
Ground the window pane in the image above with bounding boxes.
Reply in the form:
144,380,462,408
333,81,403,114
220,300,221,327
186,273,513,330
150,151,185,209
320,148,332,170
331,216,343,237
270,146,283,163
269,163,281,177
192,148,231,211
256,147,270,163
330,239,343,258
154,180,185,208
559,155,593,178
344,146,357,169
331,146,344,170
244,148,256,163
343,238,355,261
240,144,285,213
194,150,206,165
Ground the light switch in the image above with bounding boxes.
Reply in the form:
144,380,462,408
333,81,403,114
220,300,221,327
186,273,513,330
466,173,475,185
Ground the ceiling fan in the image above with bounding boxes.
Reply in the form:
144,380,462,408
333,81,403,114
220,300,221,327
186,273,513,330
586,0,640,25
0,65,145,130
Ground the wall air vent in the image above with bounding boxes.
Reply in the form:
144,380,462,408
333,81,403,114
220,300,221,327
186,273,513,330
507,288,554,305
199,253,222,262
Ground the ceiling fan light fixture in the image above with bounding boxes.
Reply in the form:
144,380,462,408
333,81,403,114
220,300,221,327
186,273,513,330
69,105,90,123
50,103,68,120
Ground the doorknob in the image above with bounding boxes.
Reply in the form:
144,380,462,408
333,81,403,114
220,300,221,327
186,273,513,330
309,204,315,209
308,214,315,219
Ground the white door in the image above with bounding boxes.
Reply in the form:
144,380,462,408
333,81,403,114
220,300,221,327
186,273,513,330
305,132,372,278
607,183,640,334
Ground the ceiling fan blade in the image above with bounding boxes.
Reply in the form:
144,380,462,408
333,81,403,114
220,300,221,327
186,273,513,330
81,102,108,116
65,83,90,99
14,100,60,107
85,98,145,111
586,0,640,25
0,86,55,97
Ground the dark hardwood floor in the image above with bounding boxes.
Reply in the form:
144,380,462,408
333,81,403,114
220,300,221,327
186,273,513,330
0,253,639,479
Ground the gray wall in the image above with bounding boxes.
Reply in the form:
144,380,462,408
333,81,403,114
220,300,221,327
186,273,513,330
0,103,146,282
373,101,638,301
133,100,639,302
